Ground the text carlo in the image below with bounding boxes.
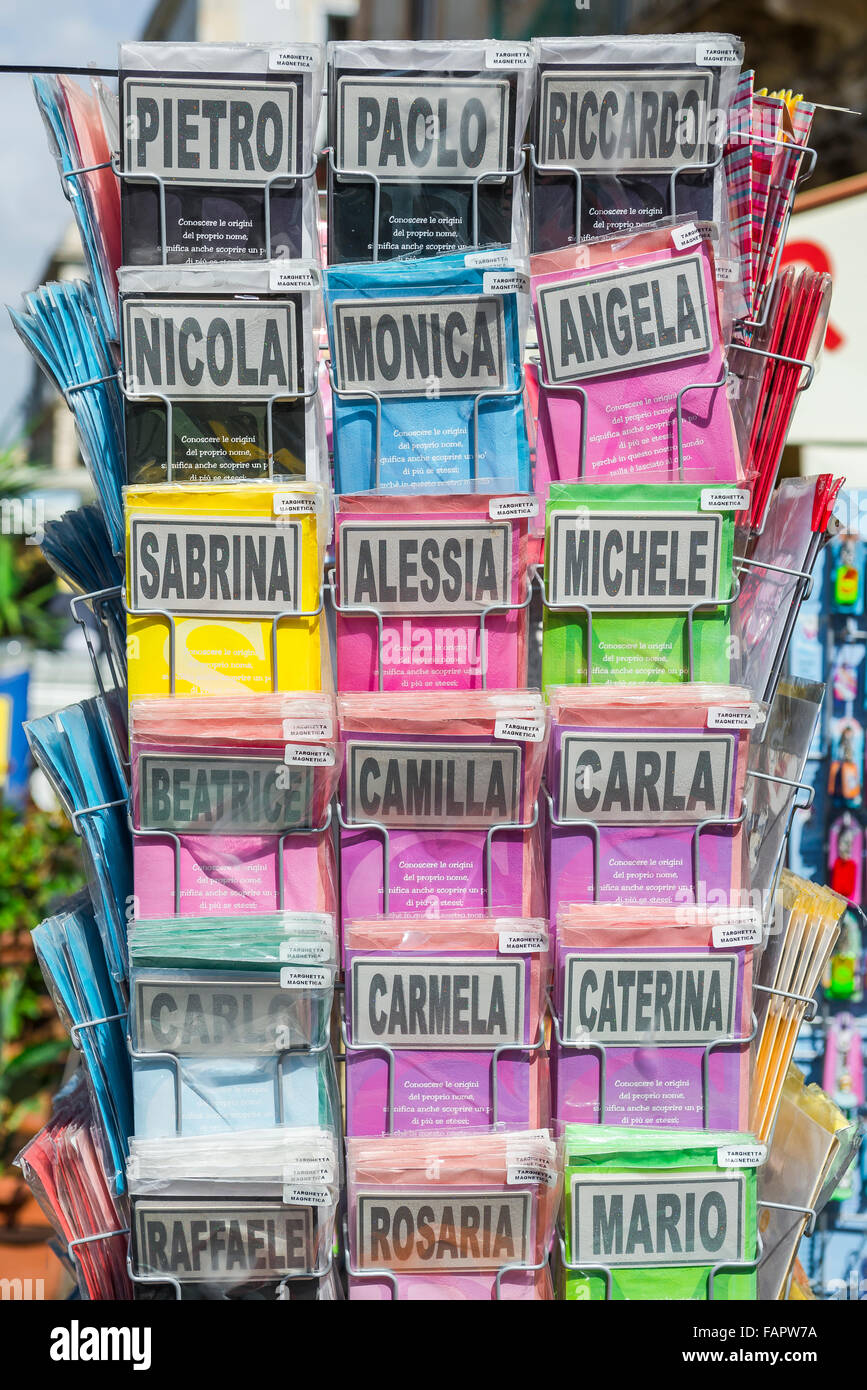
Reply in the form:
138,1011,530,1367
336,77,510,180
123,78,298,182
539,69,714,173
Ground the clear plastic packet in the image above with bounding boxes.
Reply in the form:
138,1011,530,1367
119,261,326,487
562,1123,759,1300
530,222,744,505
337,690,549,921
118,41,324,264
327,39,534,263
323,248,530,493
552,903,754,1132
129,909,338,970
735,474,842,702
124,481,330,702
346,1127,561,1299
758,1064,855,1300
754,872,846,1142
129,693,339,917
529,34,743,262
343,913,550,1133
745,677,825,920
541,482,741,687
333,491,533,691
546,683,755,912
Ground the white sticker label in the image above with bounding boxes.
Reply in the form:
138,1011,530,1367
711,912,763,949
716,259,738,283
282,913,333,933
483,270,518,295
269,48,316,72
696,221,719,242
284,743,336,767
506,1160,558,1188
282,717,333,741
274,493,318,515
488,496,539,521
494,715,545,743
700,488,751,512
485,44,532,68
696,41,742,66
707,706,760,730
269,264,319,292
671,222,702,251
465,249,512,269
280,966,331,990
717,1143,767,1169
498,930,548,954
279,938,332,963
282,1183,334,1206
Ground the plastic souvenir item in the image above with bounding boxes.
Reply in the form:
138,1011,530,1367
546,684,753,908
324,249,530,493
753,873,846,1142
17,1072,132,1300
326,40,534,263
337,691,549,923
343,915,549,1133
118,42,324,263
552,904,753,1131
563,1124,759,1300
119,262,326,486
124,481,328,701
529,34,743,252
128,908,338,970
334,492,532,691
128,963,340,1138
531,229,742,491
128,1128,339,1298
129,694,339,917
346,1129,560,1299
541,483,739,686
827,717,863,807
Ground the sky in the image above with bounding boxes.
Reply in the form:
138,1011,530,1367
0,0,154,445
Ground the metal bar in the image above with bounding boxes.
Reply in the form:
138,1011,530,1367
70,1011,128,1050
